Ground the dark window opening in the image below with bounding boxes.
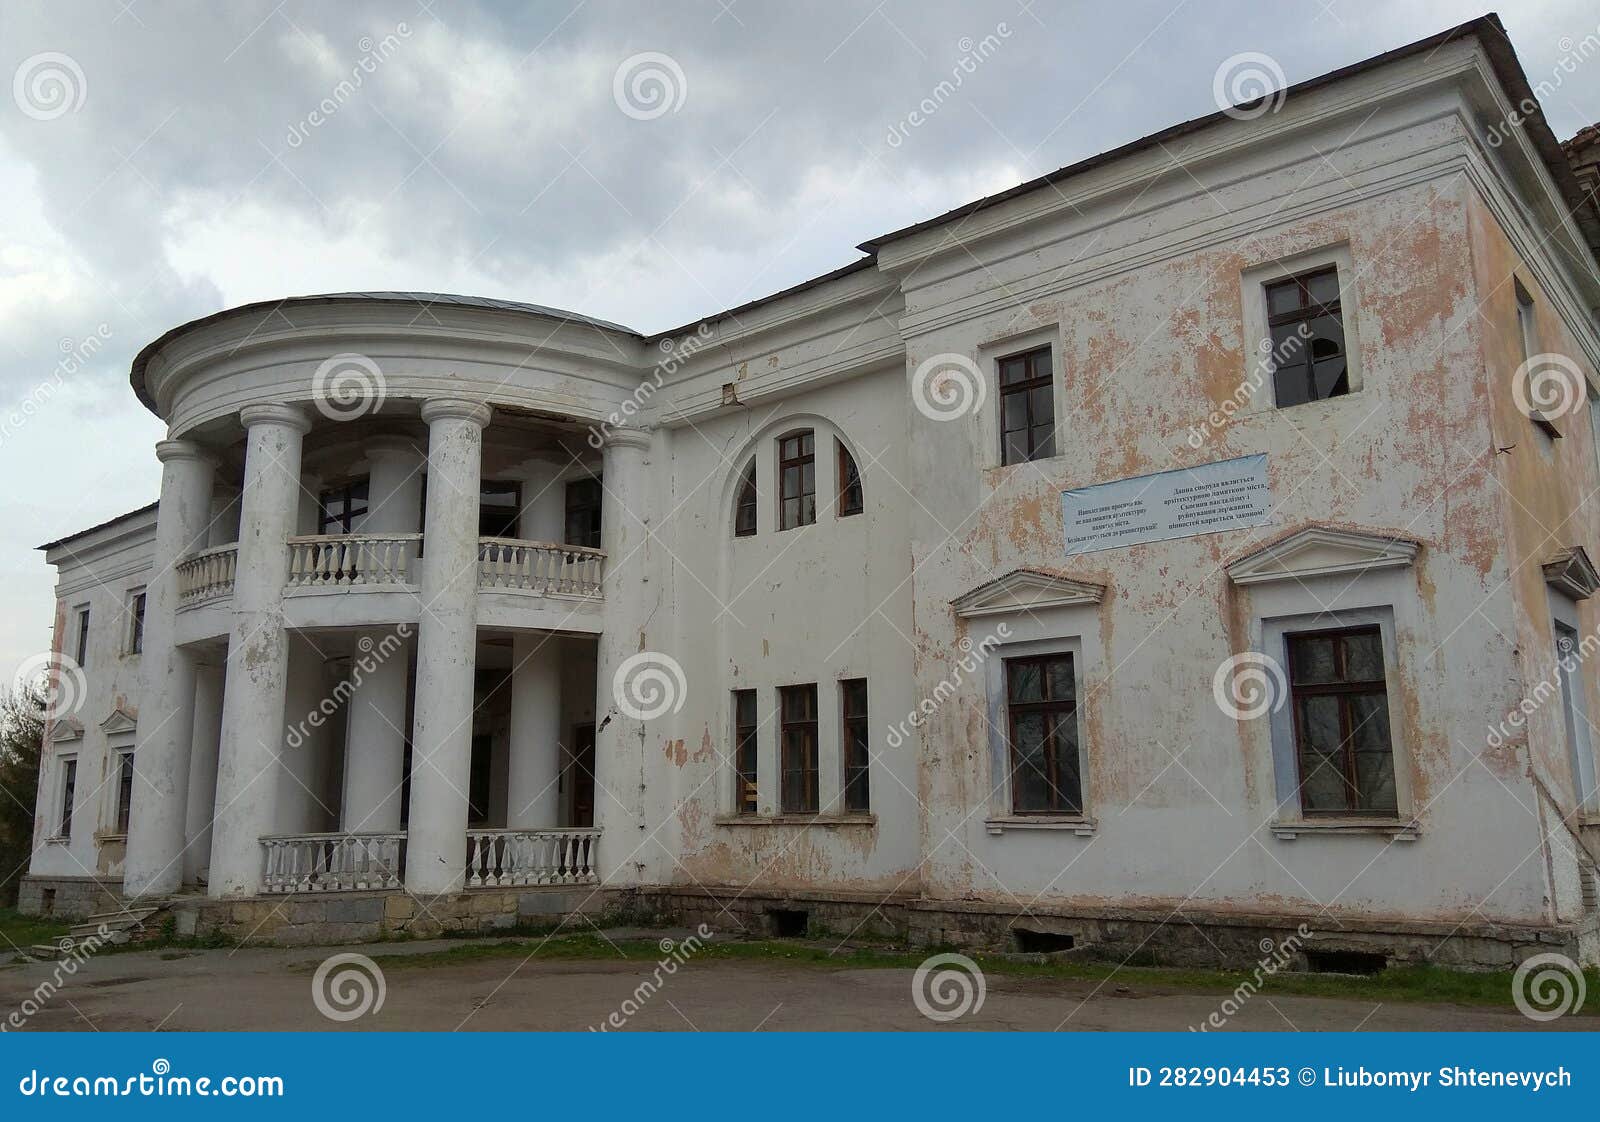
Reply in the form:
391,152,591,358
1265,266,1348,407
1304,949,1387,976
734,689,759,815
1013,928,1075,954
467,734,493,826
40,888,55,915
777,431,816,531
58,759,76,838
318,478,370,535
478,480,521,539
1287,626,1397,816
769,908,809,938
838,440,863,517
841,678,870,813
564,478,603,548
779,683,819,813
74,607,90,668
734,459,758,537
998,346,1055,465
128,592,146,655
115,751,135,834
1005,654,1081,814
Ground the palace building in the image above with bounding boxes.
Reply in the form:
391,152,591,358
22,16,1600,967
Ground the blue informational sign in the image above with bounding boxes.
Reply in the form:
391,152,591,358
1062,453,1272,555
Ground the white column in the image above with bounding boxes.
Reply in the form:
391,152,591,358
507,631,562,828
516,458,567,542
339,435,421,833
182,662,225,886
124,440,215,898
365,435,424,534
342,628,411,832
406,398,490,894
593,426,654,883
208,404,310,897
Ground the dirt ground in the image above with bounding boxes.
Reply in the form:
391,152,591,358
0,936,1584,1032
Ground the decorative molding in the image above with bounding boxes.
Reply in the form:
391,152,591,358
1226,527,1420,586
952,568,1105,618
1543,546,1600,601
99,707,138,737
48,719,83,744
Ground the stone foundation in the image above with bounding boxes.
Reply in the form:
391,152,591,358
169,885,616,946
641,886,1592,970
16,875,126,919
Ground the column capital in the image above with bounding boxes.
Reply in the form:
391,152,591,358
420,398,492,428
155,439,216,467
601,425,652,453
239,403,312,434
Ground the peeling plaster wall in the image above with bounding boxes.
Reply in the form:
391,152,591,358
32,513,157,881
889,110,1575,927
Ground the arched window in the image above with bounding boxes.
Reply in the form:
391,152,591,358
777,430,816,531
837,439,863,517
733,458,758,537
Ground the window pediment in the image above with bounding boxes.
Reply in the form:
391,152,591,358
1544,546,1600,601
952,568,1104,619
49,718,84,744
1225,527,1419,586
99,707,138,736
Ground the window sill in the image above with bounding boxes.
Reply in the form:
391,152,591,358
714,814,877,828
985,815,1096,836
43,835,69,846
1270,819,1418,841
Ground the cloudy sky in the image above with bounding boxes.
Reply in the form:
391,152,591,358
0,0,1596,678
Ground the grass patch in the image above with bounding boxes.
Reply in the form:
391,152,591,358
0,907,70,953
368,932,1600,1015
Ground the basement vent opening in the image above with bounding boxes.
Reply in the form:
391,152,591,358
40,888,56,916
1013,929,1074,954
1304,949,1387,975
768,908,809,938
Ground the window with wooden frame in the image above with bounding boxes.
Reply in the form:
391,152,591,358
58,758,77,838
841,678,870,812
733,459,758,537
115,750,135,835
837,440,863,518
317,478,370,534
564,478,603,548
1004,654,1081,814
1264,266,1348,407
126,590,146,655
733,689,759,814
777,431,816,530
779,684,819,813
998,346,1055,465
1286,626,1397,816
